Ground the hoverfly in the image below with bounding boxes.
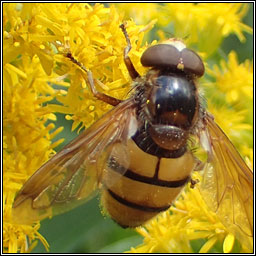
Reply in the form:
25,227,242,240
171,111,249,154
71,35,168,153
12,24,253,251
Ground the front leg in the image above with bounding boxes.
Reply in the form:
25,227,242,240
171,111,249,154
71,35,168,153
66,52,122,106
120,23,140,80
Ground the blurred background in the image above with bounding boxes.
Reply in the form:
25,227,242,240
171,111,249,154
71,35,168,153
32,3,253,253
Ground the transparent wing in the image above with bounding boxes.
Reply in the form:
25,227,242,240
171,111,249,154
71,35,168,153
199,113,253,251
12,99,137,224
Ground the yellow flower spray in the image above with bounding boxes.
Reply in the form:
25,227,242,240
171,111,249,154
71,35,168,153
3,3,252,253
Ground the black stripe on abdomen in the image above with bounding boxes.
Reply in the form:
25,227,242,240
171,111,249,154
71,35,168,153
107,189,170,213
108,157,190,188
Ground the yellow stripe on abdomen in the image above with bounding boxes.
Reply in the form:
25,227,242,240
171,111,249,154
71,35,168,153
101,139,195,227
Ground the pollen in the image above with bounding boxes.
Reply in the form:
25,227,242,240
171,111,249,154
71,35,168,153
177,63,184,70
14,42,20,47
89,105,95,111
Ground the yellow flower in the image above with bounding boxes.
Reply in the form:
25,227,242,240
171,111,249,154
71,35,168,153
113,3,159,25
204,51,253,155
208,51,253,105
3,3,252,253
3,47,63,253
116,3,252,57
162,3,252,56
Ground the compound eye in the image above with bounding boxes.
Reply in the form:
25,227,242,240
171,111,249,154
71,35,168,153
181,48,205,77
140,44,205,77
141,44,180,69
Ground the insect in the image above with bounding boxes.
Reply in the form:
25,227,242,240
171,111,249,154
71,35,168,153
12,24,253,251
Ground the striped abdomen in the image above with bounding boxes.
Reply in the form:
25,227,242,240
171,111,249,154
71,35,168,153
101,136,195,228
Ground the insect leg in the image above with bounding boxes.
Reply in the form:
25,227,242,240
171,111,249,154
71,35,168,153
120,24,140,80
66,52,122,106
190,178,199,189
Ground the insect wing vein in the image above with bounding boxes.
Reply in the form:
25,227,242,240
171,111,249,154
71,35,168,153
200,114,253,251
12,99,137,224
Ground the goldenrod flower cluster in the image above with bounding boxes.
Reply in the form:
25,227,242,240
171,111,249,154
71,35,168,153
117,3,252,57
3,3,252,253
